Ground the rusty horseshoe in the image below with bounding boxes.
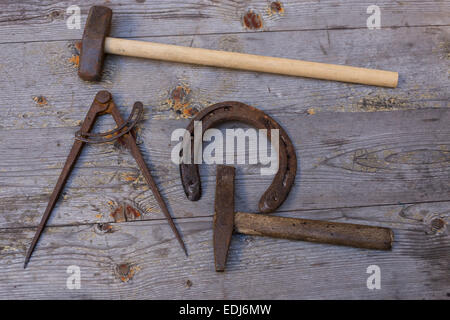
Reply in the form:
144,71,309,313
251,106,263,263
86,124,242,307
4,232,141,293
179,101,297,213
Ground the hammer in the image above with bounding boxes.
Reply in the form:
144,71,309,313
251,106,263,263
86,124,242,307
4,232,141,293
79,6,398,87
214,165,393,272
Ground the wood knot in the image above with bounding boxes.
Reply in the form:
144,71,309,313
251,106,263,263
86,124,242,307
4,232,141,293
114,263,139,282
33,96,48,106
243,10,263,30
423,212,448,235
166,84,198,118
110,203,142,223
49,10,63,20
94,223,113,234
430,217,447,235
269,2,285,15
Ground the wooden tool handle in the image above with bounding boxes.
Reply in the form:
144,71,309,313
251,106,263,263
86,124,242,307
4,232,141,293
234,212,393,250
104,37,398,88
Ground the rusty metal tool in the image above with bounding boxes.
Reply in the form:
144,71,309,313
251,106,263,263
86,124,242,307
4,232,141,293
78,6,398,87
24,91,187,268
180,101,297,214
214,165,393,272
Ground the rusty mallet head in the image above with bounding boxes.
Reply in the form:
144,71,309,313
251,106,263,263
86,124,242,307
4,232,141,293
78,6,112,81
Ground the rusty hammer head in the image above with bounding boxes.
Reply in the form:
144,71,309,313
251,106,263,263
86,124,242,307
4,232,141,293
78,6,112,81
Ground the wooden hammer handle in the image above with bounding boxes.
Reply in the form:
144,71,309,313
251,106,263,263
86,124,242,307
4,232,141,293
234,212,393,250
104,37,398,88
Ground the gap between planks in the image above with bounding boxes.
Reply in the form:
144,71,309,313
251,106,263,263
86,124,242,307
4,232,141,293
2,199,449,231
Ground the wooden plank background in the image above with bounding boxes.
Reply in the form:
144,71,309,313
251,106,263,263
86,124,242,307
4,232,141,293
0,0,449,299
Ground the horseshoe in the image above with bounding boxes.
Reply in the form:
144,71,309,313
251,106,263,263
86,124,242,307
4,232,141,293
179,101,297,213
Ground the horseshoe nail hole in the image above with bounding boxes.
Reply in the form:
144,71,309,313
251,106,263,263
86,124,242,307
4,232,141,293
282,174,289,187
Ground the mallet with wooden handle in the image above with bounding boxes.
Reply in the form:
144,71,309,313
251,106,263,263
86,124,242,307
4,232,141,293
79,6,398,87
214,165,393,272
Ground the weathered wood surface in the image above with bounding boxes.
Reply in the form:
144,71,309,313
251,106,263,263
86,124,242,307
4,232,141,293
1,0,449,43
0,0,449,299
0,26,448,129
1,202,449,299
1,109,449,227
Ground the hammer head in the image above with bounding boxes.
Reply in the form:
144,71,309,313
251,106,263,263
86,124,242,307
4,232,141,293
213,165,236,272
78,6,112,81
